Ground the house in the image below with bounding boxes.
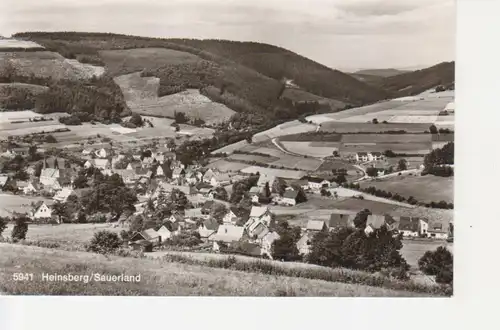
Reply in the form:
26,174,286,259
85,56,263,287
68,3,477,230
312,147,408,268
210,224,245,251
126,162,142,172
398,216,421,237
355,152,372,162
221,207,243,225
16,180,29,192
84,159,110,170
156,225,173,242
202,169,216,183
82,148,93,156
306,220,328,232
245,206,273,239
257,174,276,188
172,167,185,179
198,218,219,241
384,214,399,231
95,148,109,159
30,201,53,221
129,240,153,252
260,231,280,257
141,157,154,168
427,221,449,239
305,177,330,190
296,232,315,256
281,189,299,206
130,228,161,246
249,206,273,224
185,171,198,185
53,187,74,203
184,208,203,222
40,168,60,185
364,214,391,235
328,213,355,230
290,179,309,191
248,186,261,202
210,173,231,187
23,181,42,195
168,213,184,223
0,175,9,189
371,152,384,161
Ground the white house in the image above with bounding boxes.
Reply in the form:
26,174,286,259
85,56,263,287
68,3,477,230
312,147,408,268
53,187,74,203
306,220,328,232
198,218,219,241
210,173,231,187
397,216,428,237
202,169,216,183
355,152,373,162
95,148,109,159
222,207,241,225
260,231,280,257
23,181,41,195
156,225,172,242
30,201,53,220
296,232,315,256
427,221,448,239
306,177,330,190
371,152,384,161
209,224,245,251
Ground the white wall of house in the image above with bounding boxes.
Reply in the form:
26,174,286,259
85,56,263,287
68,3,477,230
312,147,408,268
32,204,52,219
281,197,296,206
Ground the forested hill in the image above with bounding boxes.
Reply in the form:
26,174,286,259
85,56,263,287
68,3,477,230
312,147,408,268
13,32,389,106
373,62,455,96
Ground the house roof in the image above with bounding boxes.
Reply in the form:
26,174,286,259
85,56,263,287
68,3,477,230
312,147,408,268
366,215,386,230
211,224,245,243
297,232,315,247
185,208,203,218
398,216,420,232
329,213,354,228
357,152,368,156
283,190,298,199
428,220,449,233
40,168,59,179
45,157,67,169
251,222,269,239
305,176,325,183
0,175,8,186
306,220,327,231
250,206,270,218
16,181,29,188
53,187,73,201
203,218,220,231
249,186,261,195
142,228,160,240
372,152,383,156
93,159,110,168
32,201,46,212
257,174,276,187
291,179,308,187
172,168,185,175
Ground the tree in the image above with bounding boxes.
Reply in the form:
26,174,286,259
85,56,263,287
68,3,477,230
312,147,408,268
0,216,8,237
320,188,331,197
13,169,29,181
272,177,287,196
129,215,145,233
263,182,271,198
129,113,143,127
210,203,228,224
397,159,408,171
307,227,356,267
45,134,57,143
73,175,89,189
170,188,191,212
52,201,68,223
166,139,176,151
366,167,379,177
86,230,122,254
429,124,438,134
418,246,453,284
332,150,339,157
272,223,301,261
174,111,189,124
353,209,372,229
11,216,29,241
213,186,228,201
372,118,379,124
294,186,308,203
384,150,396,158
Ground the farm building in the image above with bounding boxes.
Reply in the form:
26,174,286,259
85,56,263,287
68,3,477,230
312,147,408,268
397,216,429,237
129,240,153,252
210,224,246,251
296,232,315,256
184,208,204,222
427,221,449,239
364,214,387,235
198,218,219,241
304,176,330,190
355,152,372,162
210,173,231,187
156,225,173,242
129,228,162,246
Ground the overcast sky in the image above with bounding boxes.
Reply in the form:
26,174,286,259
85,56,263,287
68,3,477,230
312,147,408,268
0,0,455,71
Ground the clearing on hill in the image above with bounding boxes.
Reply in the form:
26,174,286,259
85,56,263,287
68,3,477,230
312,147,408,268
114,72,235,124
281,87,346,110
99,47,202,75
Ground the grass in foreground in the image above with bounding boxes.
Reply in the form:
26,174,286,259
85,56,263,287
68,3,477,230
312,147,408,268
0,244,433,297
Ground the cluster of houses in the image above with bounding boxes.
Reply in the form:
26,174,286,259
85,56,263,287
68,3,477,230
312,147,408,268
128,205,281,258
296,212,451,255
353,152,385,163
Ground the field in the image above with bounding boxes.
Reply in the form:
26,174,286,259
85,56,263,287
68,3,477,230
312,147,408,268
318,122,432,133
114,73,235,124
240,166,306,179
321,197,402,214
206,159,250,172
280,141,339,158
401,240,453,268
360,174,454,203
340,142,431,154
0,83,49,109
227,153,280,163
211,140,249,155
0,193,53,215
0,110,45,122
0,51,101,81
0,39,44,49
341,134,431,143
1,223,121,248
99,48,202,75
252,121,317,143
0,244,432,296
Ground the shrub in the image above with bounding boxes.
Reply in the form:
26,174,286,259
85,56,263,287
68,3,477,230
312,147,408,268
418,246,453,284
86,230,122,254
11,216,29,241
0,216,8,236
45,134,57,143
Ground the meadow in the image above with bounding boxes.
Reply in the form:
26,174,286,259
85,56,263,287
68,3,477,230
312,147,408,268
240,166,306,179
0,193,53,215
280,141,339,158
0,244,439,296
318,122,431,133
114,72,235,124
252,121,317,143
206,159,250,172
360,174,454,203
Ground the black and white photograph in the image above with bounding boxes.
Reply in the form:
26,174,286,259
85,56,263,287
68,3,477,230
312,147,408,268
0,0,456,297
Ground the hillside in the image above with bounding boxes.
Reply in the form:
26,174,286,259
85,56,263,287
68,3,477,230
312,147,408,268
12,32,390,122
353,68,410,77
0,244,437,296
375,62,455,96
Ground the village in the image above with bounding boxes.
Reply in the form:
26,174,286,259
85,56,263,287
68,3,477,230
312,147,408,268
0,136,453,260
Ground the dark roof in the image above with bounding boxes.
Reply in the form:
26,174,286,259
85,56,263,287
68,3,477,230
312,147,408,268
203,218,220,231
329,213,351,228
358,152,368,156
283,190,299,199
372,152,382,156
398,216,419,232
301,176,325,183
45,157,67,169
384,214,397,225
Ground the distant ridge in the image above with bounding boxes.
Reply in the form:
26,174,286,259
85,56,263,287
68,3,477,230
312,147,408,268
353,68,410,78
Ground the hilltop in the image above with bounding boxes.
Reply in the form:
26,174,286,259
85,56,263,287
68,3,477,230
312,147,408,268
353,68,409,78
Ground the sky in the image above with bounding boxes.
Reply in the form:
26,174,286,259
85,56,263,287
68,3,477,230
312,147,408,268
0,0,455,71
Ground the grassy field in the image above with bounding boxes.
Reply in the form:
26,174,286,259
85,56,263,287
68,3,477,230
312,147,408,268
341,134,431,143
240,166,306,179
318,122,431,133
0,193,53,215
227,153,280,163
360,174,454,203
114,72,235,124
252,121,317,143
0,244,431,296
280,141,338,158
281,88,346,109
99,48,202,75
401,240,453,267
207,159,250,172
1,223,122,249
0,39,44,49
